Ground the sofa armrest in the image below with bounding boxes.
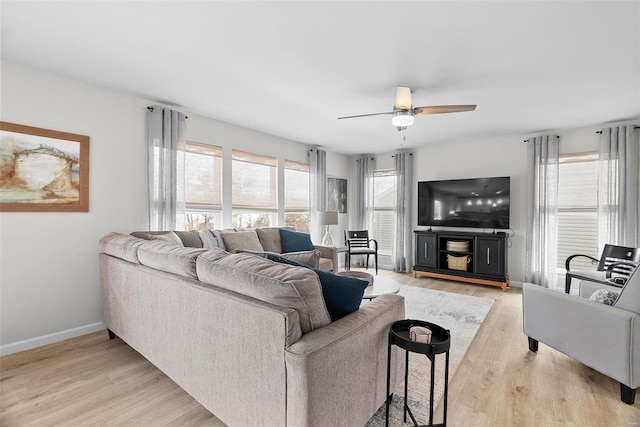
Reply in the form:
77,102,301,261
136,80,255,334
313,244,338,272
285,294,405,426
523,283,639,386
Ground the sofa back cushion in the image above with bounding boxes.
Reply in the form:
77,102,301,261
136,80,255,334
138,241,208,278
197,249,331,333
100,232,145,264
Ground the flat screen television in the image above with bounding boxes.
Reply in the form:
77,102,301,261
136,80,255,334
418,176,510,229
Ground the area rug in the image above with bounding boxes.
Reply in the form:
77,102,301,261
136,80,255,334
365,285,494,426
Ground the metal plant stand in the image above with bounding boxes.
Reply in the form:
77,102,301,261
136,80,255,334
386,319,451,427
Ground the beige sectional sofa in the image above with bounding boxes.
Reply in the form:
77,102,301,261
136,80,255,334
99,232,405,426
131,226,339,272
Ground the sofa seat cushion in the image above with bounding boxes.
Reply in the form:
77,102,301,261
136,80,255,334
220,231,264,253
197,249,331,333
280,228,314,253
266,253,368,321
137,241,208,278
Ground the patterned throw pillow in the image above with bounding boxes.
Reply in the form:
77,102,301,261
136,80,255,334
589,289,620,305
199,230,227,250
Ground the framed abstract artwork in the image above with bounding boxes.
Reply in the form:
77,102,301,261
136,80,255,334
0,122,90,212
327,177,347,213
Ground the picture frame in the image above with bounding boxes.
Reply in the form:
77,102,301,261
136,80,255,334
327,177,347,213
0,122,90,212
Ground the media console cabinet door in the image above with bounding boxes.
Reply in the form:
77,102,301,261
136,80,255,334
475,237,505,276
416,233,437,268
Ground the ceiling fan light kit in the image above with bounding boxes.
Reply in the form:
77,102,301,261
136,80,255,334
391,109,415,127
338,85,476,134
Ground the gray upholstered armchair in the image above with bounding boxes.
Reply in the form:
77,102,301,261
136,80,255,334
523,266,640,404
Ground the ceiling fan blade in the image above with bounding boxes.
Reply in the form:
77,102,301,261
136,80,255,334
413,105,477,115
338,111,393,119
395,86,412,110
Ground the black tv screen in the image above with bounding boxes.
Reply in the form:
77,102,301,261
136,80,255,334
418,177,510,229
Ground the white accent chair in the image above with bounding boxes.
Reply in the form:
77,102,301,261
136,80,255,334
523,265,640,404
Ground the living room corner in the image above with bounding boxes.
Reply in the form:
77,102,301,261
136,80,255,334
1,2,640,426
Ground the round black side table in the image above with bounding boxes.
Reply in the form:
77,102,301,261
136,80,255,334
385,319,451,427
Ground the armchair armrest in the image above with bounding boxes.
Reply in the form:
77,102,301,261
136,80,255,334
313,244,338,272
523,283,639,386
369,238,378,251
565,254,599,271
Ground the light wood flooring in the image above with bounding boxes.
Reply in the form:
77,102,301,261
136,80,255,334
1,270,639,426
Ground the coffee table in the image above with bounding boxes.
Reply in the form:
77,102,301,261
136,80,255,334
362,277,400,300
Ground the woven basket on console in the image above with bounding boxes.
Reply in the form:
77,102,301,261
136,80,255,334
447,254,470,271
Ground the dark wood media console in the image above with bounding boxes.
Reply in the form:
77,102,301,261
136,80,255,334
413,230,509,291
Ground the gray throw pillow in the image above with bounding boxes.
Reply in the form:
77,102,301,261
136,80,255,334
220,231,264,253
280,250,321,268
148,231,184,246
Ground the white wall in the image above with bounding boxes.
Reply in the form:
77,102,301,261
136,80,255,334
0,61,349,354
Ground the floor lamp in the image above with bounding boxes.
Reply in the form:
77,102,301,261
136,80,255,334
318,211,338,246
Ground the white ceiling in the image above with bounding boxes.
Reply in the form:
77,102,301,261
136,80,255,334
2,1,639,155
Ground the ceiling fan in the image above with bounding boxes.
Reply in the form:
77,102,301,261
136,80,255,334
338,86,476,132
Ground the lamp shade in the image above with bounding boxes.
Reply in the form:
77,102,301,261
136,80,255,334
317,211,338,225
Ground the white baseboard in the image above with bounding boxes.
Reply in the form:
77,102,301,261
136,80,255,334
1,322,105,357
509,280,523,288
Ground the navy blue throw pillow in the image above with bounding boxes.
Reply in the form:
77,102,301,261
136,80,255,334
312,269,368,321
266,253,367,321
266,253,309,268
279,228,314,253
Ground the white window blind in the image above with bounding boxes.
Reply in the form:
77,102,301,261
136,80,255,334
185,142,223,210
557,152,599,271
284,160,310,232
284,160,310,211
232,150,277,211
373,170,396,267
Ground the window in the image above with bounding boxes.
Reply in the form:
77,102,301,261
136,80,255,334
373,169,396,267
284,160,310,232
557,152,599,270
184,142,223,231
232,150,277,228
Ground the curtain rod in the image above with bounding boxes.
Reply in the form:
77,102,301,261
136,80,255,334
596,126,640,134
147,106,188,119
522,136,560,142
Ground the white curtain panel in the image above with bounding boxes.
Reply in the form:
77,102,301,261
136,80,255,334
147,107,187,231
598,126,639,248
355,156,374,232
525,135,559,289
393,152,413,273
309,147,327,243
353,155,374,266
